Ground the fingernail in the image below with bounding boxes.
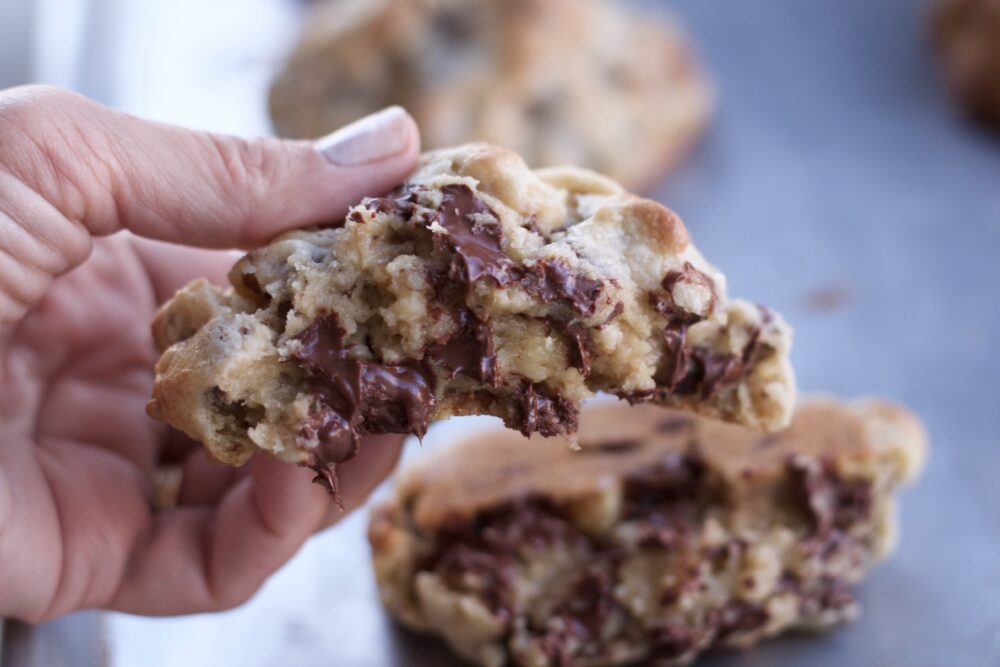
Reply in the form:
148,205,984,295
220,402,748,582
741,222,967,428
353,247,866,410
315,106,413,167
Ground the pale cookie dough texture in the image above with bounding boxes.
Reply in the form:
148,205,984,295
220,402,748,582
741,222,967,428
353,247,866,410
269,0,712,191
147,144,795,493
369,398,927,667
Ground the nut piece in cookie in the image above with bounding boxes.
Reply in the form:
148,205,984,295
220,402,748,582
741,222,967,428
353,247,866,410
269,0,712,191
147,144,795,493
931,0,1000,127
368,398,927,667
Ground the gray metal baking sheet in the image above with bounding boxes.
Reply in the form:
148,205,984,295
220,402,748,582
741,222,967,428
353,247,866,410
8,0,1000,665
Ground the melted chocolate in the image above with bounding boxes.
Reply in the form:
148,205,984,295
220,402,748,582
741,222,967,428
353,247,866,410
650,622,697,661
584,438,641,454
646,262,766,401
623,452,708,519
786,455,873,535
522,261,604,317
427,498,583,621
424,309,498,384
513,382,580,437
715,600,769,638
652,262,717,323
288,315,435,495
430,185,517,286
547,319,591,376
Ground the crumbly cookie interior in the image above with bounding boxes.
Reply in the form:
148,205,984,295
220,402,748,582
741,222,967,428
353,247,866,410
148,145,794,491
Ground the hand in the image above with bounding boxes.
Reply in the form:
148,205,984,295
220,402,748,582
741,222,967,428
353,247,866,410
0,86,420,621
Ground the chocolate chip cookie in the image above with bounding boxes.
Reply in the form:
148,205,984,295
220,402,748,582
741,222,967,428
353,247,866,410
147,144,794,493
369,398,927,667
269,0,711,191
931,0,1000,127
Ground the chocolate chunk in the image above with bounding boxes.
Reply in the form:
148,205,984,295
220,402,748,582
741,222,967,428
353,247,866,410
427,498,585,621
780,574,856,616
656,322,761,400
584,438,641,454
649,263,763,400
548,319,591,376
514,382,579,437
288,315,435,494
786,455,873,535
656,415,693,433
649,622,697,661
542,565,617,655
623,452,707,519
429,184,518,286
422,185,605,316
653,262,717,323
715,600,769,638
522,214,543,236
424,309,498,384
522,260,604,317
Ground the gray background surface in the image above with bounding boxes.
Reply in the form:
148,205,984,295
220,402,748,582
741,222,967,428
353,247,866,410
5,0,1000,665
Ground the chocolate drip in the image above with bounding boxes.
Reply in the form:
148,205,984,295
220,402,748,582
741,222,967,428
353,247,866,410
288,315,435,496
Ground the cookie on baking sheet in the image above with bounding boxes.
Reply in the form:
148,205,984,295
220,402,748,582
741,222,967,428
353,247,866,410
147,143,794,493
269,0,712,192
369,398,927,667
931,0,1000,127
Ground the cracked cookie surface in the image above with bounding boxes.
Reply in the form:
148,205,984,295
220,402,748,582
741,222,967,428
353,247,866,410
269,0,711,191
369,398,927,667
147,144,794,489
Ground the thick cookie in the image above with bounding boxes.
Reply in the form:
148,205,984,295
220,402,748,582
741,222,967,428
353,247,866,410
369,398,927,667
931,0,1000,127
147,144,794,492
269,0,711,191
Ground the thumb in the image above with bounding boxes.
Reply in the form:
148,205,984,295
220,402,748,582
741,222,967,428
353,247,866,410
0,85,419,321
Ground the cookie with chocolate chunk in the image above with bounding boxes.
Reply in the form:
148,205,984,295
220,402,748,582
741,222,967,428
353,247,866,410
269,0,711,191
931,0,1000,127
147,143,794,493
369,398,927,667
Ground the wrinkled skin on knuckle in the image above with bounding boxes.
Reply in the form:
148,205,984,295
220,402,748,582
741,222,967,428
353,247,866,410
203,134,303,246
0,85,120,232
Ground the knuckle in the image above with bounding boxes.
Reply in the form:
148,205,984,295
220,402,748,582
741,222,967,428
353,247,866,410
205,135,300,243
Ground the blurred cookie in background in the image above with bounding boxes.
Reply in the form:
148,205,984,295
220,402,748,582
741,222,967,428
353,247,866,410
269,0,712,191
931,0,1000,128
369,398,926,667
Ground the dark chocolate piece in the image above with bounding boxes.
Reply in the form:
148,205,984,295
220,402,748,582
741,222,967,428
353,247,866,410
584,438,642,454
651,261,717,324
786,455,873,536
623,452,708,519
424,309,498,384
514,382,579,437
288,315,435,494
